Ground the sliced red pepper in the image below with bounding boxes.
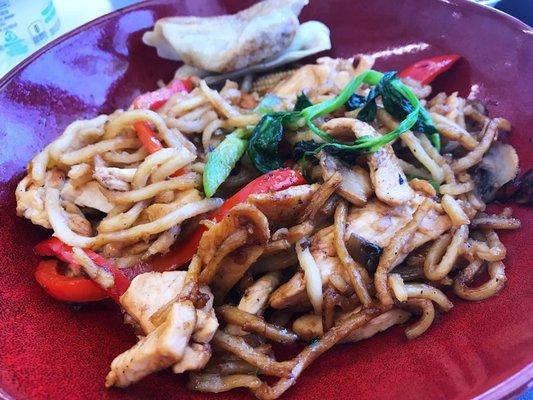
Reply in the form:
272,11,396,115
398,54,461,85
151,168,307,271
132,78,193,154
132,77,193,111
35,237,130,302
133,121,164,153
35,260,108,302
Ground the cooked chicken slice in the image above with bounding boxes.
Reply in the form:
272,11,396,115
105,301,196,388
108,271,219,387
60,180,114,213
63,201,93,236
270,196,451,309
172,343,212,374
323,118,414,205
319,152,372,206
197,204,270,299
120,271,187,333
247,184,318,228
143,0,307,73
93,166,135,191
269,271,311,310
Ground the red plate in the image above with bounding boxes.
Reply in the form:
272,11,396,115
0,1,531,399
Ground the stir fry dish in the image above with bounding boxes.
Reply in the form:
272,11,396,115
15,0,521,398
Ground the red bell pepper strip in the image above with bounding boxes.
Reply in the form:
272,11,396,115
35,237,130,302
35,260,109,302
398,54,461,85
133,121,164,153
151,168,307,271
132,77,193,111
132,78,194,155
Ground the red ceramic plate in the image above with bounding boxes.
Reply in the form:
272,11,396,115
0,1,531,399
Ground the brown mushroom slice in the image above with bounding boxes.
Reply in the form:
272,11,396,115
473,142,519,202
345,233,382,274
319,152,372,206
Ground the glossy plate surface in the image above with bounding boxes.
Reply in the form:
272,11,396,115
0,1,531,399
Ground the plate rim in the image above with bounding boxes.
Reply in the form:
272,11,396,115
0,0,531,398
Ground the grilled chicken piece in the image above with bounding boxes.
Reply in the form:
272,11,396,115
105,301,197,388
60,180,114,213
106,271,219,388
323,118,414,205
270,196,451,308
247,184,318,228
197,204,270,299
319,152,372,206
269,271,311,310
120,271,187,333
143,0,307,73
93,166,135,192
172,343,212,374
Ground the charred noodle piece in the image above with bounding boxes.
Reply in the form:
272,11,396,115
402,298,435,340
292,313,323,340
377,109,445,184
429,112,479,150
105,173,201,204
340,309,411,343
218,306,298,344
188,373,264,393
95,198,222,245
212,331,293,378
298,172,341,223
452,119,500,172
203,356,258,375
454,258,507,301
333,200,372,306
374,198,432,307
471,213,521,230
404,283,453,311
423,225,468,281
251,307,382,400
296,239,323,315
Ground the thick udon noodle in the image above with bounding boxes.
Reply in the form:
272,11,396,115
15,56,521,398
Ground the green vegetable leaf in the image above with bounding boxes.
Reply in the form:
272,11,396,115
203,128,251,197
345,88,378,122
380,72,440,149
247,114,286,173
294,92,313,111
293,140,360,164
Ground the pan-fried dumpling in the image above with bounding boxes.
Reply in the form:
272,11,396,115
143,0,309,73
174,20,331,85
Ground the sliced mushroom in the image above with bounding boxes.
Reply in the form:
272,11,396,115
345,233,382,274
473,142,519,202
319,152,372,206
